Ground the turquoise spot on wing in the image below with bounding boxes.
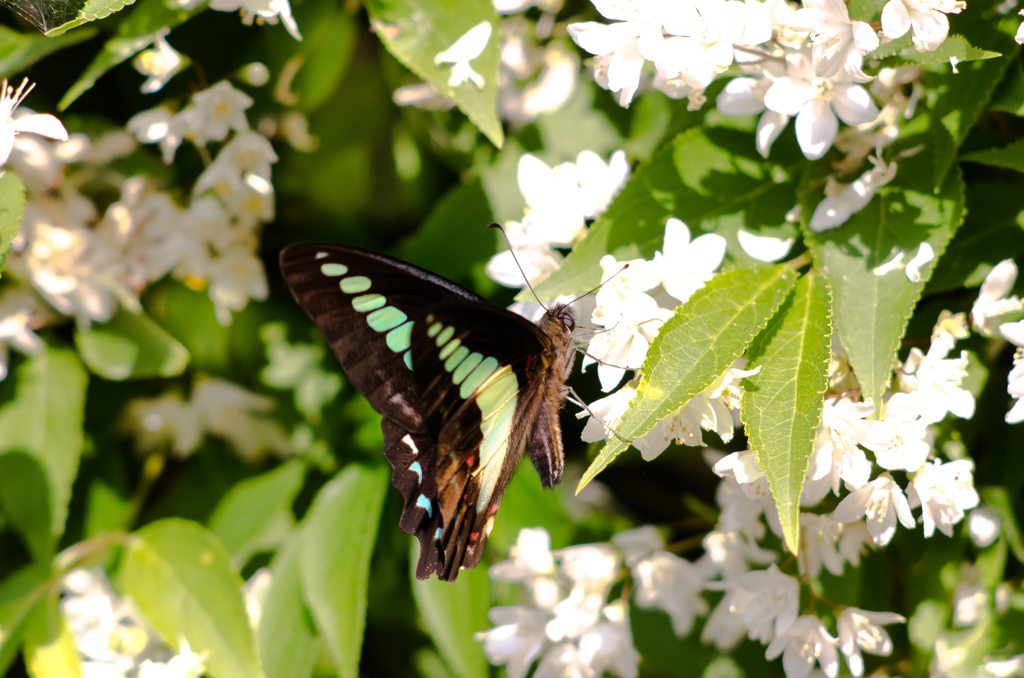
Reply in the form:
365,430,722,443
404,351,413,370
439,338,461,360
435,326,455,346
386,321,413,352
460,356,500,399
417,495,433,516
367,306,407,332
427,321,442,338
434,527,443,541
340,276,371,293
444,345,470,373
315,252,328,259
409,461,423,484
351,294,386,312
321,262,348,276
451,352,483,385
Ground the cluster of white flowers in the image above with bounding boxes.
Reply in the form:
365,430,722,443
972,259,1024,423
0,76,281,382
60,567,269,678
121,376,291,461
475,527,644,678
485,149,630,296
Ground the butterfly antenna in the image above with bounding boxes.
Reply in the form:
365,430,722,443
489,223,550,312
566,262,630,307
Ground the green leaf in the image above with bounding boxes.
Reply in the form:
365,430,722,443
22,590,82,678
410,542,490,678
74,309,190,380
531,127,802,300
0,454,52,563
120,519,264,678
981,486,1024,565
364,0,502,147
578,266,798,492
0,26,97,87
0,345,87,554
880,34,1001,68
258,534,319,678
923,20,1018,188
802,155,965,410
990,58,1024,116
0,566,49,676
927,181,1024,294
290,4,358,112
961,137,1024,173
59,0,202,110
741,272,831,554
208,460,306,566
299,464,388,678
40,0,138,36
0,170,26,276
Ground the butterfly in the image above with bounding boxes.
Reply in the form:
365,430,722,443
280,242,576,582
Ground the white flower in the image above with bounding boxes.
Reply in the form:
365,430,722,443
836,608,904,677
490,527,561,609
716,58,791,158
191,376,290,460
863,392,932,473
787,0,880,82
833,474,916,546
585,288,669,391
872,242,934,283
533,643,594,678
806,398,879,496
713,450,771,502
631,550,708,636
797,513,844,578
567,1,661,107
127,107,184,163
635,360,758,459
518,153,587,246
476,606,551,678
764,615,839,678
737,228,795,262
132,28,185,94
700,528,777,581
578,601,639,678
1017,9,1024,45
137,638,207,678
0,291,43,381
0,78,68,167
500,43,580,123
183,81,253,146
1005,357,1024,424
576,149,630,219
896,331,975,424
717,564,800,645
972,259,1023,337
659,218,727,304
952,583,987,626
908,458,980,537
435,21,493,89
880,0,964,52
122,391,203,457
809,155,897,231
209,0,302,40
763,48,880,160
546,544,620,642
967,505,1001,548
579,383,636,443
207,246,268,326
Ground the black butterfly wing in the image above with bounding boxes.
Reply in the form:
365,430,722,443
280,243,557,582
280,242,484,434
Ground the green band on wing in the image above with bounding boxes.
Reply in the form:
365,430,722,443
367,306,408,332
321,262,348,276
351,294,386,312
444,345,470,373
439,338,461,360
474,366,519,511
451,352,483,385
315,252,328,259
403,352,413,370
460,355,500,399
435,326,455,346
386,321,414,352
340,276,372,293
427,321,442,338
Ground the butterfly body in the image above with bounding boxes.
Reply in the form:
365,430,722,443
280,243,575,582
